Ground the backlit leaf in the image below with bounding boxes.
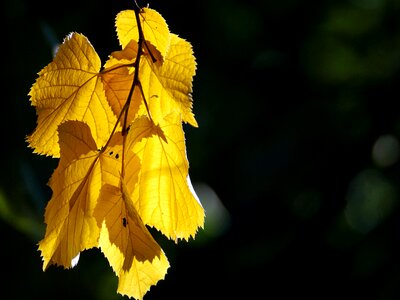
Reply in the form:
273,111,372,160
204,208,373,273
128,113,204,240
116,8,170,63
28,33,117,157
38,121,124,269
101,47,141,126
38,121,103,269
107,34,198,127
96,184,169,299
141,33,198,127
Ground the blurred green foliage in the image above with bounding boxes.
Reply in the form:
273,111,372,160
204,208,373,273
3,0,400,299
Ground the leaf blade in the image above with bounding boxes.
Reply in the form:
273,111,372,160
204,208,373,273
28,33,117,157
116,8,170,62
127,113,204,240
38,121,102,269
96,184,169,300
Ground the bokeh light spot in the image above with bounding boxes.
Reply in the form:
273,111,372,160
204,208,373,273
372,134,400,167
344,169,397,234
194,182,231,239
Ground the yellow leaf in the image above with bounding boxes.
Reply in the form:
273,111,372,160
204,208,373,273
116,8,170,63
40,117,169,298
39,121,123,269
114,7,197,126
38,121,102,269
28,32,117,157
101,47,141,127
107,34,198,128
96,117,169,299
141,33,198,127
104,39,138,69
96,184,169,300
127,113,204,240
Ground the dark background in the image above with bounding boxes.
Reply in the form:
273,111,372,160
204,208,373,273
2,0,400,299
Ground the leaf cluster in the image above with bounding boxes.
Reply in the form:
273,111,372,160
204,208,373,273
28,4,204,299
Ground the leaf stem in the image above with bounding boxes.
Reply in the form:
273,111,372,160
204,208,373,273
120,3,153,179
101,3,154,169
120,4,152,136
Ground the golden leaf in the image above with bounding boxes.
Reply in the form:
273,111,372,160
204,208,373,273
106,33,198,128
127,113,204,240
116,7,170,63
28,33,117,157
38,121,103,269
96,184,169,300
141,33,198,127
